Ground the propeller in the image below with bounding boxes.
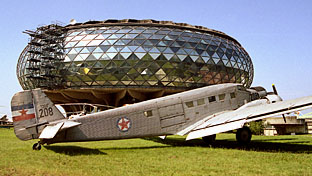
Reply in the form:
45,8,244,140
272,84,278,95
272,84,287,123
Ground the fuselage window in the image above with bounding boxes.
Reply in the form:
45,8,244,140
218,94,225,101
144,110,153,117
230,92,236,99
185,101,194,108
197,98,205,106
208,96,216,103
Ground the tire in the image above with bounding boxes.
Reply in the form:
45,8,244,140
32,143,41,150
236,126,252,144
202,134,216,144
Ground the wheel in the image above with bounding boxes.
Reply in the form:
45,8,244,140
202,134,216,144
32,142,41,150
236,126,252,144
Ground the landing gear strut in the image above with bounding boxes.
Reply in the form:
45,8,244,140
32,142,42,150
236,126,252,144
202,134,216,144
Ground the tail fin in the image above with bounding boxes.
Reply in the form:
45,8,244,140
11,89,65,140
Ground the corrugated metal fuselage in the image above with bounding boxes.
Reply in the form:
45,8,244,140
45,84,250,144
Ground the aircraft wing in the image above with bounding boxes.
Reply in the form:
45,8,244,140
184,95,312,141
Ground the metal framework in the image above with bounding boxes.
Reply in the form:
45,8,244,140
23,24,66,89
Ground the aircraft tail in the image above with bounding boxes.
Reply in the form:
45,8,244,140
11,89,65,141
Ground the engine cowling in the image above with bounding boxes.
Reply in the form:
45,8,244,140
265,94,283,103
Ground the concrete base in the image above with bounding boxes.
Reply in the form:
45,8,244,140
263,116,307,136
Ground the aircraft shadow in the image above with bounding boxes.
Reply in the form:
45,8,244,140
43,137,312,155
98,146,170,151
44,145,170,156
44,145,107,156
144,137,312,153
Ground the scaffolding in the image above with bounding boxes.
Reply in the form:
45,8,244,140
23,24,66,89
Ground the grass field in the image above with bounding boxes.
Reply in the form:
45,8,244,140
1,128,312,176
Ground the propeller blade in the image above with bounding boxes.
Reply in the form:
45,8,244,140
272,84,286,122
282,114,286,123
272,84,278,95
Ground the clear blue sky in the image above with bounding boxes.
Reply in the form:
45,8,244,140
1,0,312,119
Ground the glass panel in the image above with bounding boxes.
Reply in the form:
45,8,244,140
208,96,216,102
107,53,117,59
114,40,125,45
120,52,132,59
68,31,82,36
130,28,145,33
65,41,78,48
156,30,170,35
74,47,83,53
87,40,103,46
72,35,85,41
163,48,173,54
101,34,111,39
120,46,131,53
143,29,157,34
121,39,131,45
135,34,146,39
115,34,125,38
150,34,165,40
143,40,153,46
196,98,205,106
68,48,77,54
76,40,90,47
218,94,225,101
99,46,110,52
107,46,117,53
107,39,117,45
134,39,145,45
185,101,194,108
113,45,124,52
83,34,98,40
144,110,153,117
80,48,90,54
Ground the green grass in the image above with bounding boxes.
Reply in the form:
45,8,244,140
1,128,312,176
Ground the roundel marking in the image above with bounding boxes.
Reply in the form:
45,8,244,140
117,117,131,132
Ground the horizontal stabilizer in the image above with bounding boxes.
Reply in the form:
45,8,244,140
39,122,64,139
39,120,81,139
158,135,166,139
61,120,81,130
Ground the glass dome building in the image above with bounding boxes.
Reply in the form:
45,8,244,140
17,19,253,108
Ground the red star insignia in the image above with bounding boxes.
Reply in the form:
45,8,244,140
19,109,28,117
118,117,131,131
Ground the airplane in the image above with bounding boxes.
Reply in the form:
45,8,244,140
295,111,312,119
11,83,312,150
0,114,13,128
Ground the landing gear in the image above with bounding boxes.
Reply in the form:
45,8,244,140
236,126,252,144
32,142,42,150
202,134,216,144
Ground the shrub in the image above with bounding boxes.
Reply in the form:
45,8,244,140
249,121,264,135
